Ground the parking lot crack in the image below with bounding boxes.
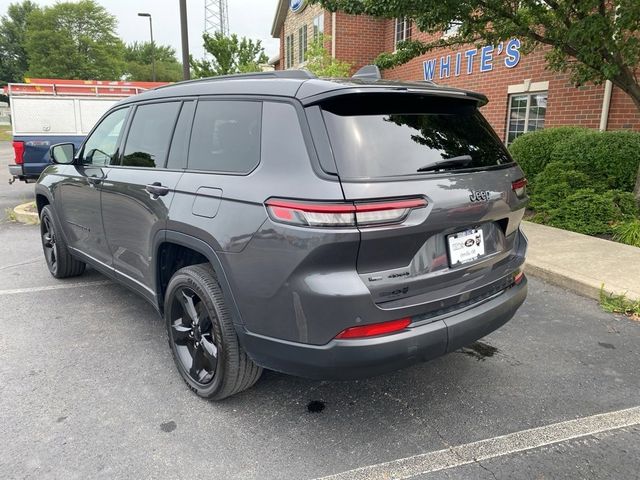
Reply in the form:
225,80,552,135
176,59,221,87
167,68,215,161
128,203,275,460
475,459,499,480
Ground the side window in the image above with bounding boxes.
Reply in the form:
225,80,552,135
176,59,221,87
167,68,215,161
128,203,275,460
82,107,129,166
121,102,181,168
167,101,196,170
188,100,262,174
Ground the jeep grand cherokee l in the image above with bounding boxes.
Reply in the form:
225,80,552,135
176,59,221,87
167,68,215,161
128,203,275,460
36,68,528,400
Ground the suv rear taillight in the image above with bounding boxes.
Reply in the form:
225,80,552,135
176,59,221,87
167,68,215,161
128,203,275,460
511,178,527,198
265,198,427,228
13,141,25,165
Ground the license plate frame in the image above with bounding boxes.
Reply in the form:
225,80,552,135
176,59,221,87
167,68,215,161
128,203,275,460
447,228,486,267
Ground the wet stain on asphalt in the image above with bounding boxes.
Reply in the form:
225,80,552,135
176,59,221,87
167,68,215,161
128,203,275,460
460,341,498,361
307,401,326,413
598,342,616,349
160,421,177,432
56,416,67,423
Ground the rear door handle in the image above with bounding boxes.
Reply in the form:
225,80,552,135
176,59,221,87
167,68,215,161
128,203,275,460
145,182,170,198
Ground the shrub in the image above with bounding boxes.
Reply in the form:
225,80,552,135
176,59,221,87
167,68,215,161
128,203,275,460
612,219,640,247
544,188,636,236
550,130,640,192
528,162,599,211
508,126,588,179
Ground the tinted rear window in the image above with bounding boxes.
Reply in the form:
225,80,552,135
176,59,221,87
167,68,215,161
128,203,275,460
321,94,512,179
188,100,262,173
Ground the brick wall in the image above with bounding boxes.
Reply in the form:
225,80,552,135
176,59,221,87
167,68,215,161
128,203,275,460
281,4,324,69
332,12,387,74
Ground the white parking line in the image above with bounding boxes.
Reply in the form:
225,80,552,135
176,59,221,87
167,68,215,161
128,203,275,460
315,406,640,480
0,280,112,296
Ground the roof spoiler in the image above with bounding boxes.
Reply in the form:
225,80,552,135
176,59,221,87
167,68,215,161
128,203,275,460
352,65,381,80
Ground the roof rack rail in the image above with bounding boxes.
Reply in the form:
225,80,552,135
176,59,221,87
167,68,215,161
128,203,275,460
352,65,381,80
154,69,316,90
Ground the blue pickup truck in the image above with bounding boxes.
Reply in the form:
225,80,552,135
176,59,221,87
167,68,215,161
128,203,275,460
7,81,151,183
10,135,85,183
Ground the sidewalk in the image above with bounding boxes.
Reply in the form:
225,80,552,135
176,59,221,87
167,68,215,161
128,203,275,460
521,221,640,301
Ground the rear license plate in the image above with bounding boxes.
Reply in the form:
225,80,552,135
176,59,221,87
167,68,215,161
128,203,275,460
447,229,485,266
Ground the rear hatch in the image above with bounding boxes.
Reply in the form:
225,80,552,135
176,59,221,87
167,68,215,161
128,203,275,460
318,91,528,314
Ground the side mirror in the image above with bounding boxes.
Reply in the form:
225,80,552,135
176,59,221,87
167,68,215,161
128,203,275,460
50,143,75,165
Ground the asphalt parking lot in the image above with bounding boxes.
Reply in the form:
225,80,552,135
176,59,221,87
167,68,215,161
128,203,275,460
1,143,640,479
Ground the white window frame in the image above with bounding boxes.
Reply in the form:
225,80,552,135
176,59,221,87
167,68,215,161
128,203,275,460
395,17,411,49
298,25,308,64
313,14,324,41
285,34,295,69
505,86,548,144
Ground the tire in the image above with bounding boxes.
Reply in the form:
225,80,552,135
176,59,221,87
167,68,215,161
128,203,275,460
164,263,262,400
40,205,86,279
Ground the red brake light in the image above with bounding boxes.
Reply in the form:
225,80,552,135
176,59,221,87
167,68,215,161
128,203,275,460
13,141,25,165
511,178,527,197
335,317,411,339
265,198,427,228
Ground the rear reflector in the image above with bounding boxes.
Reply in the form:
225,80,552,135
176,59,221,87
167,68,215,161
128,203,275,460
511,178,528,198
335,317,411,339
265,198,427,228
13,141,25,165
514,271,525,285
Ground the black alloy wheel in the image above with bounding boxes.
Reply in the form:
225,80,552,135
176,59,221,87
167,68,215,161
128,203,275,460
41,214,58,275
164,264,262,400
169,286,219,385
39,206,86,278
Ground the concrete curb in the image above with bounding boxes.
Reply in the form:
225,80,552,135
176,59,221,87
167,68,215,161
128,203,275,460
522,221,640,302
13,202,39,225
525,261,605,302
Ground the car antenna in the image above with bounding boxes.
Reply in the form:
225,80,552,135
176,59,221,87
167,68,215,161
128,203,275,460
352,65,381,80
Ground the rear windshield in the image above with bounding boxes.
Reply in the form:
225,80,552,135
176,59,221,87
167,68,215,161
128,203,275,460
321,94,513,179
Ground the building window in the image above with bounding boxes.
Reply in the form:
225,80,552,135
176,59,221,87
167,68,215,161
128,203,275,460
442,21,461,39
298,25,308,63
395,17,412,49
506,92,548,144
313,14,324,41
285,34,294,69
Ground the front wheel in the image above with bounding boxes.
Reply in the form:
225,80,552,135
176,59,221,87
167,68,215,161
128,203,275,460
164,263,262,400
40,205,86,278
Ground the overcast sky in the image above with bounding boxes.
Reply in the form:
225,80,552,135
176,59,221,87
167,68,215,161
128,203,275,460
0,0,281,61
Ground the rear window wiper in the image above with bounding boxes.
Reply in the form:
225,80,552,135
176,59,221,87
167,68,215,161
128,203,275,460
417,155,473,173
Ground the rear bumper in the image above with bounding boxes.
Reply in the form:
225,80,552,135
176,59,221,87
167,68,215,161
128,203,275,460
8,164,23,177
238,277,527,379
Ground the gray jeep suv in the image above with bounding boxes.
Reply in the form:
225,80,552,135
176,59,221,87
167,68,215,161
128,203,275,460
36,68,528,400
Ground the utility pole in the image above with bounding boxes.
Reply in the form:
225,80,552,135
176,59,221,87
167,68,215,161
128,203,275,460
179,0,190,80
137,13,156,82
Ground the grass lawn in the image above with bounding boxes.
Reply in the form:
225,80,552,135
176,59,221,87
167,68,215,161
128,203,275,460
0,125,12,142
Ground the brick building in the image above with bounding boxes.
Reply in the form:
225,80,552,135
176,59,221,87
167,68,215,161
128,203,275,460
271,0,640,144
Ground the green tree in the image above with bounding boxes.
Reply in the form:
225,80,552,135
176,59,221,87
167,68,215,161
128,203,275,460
123,42,182,82
190,32,269,77
313,0,640,202
0,1,40,84
305,35,352,77
24,0,124,80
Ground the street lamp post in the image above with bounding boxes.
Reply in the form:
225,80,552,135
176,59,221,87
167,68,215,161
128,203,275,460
138,12,156,82
179,0,190,80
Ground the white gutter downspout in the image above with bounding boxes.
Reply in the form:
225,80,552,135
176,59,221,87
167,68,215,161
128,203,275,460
599,80,613,131
331,12,336,58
